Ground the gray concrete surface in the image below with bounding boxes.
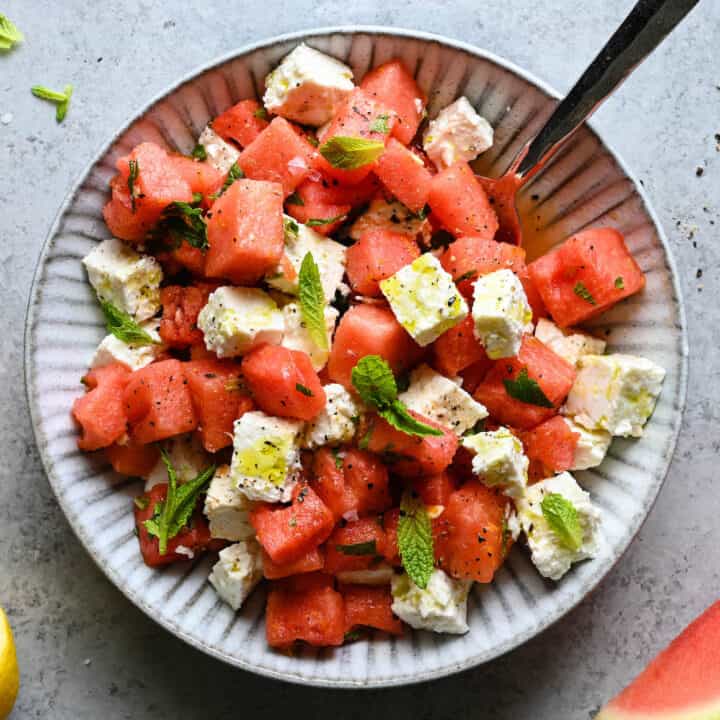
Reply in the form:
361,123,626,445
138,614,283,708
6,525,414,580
0,1,718,717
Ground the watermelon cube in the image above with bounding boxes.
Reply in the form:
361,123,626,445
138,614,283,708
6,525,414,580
212,99,269,148
527,228,645,327
106,438,160,477
342,448,392,515
518,415,580,481
262,546,325,580
238,117,316,196
205,178,284,284
265,573,345,648
122,359,198,444
345,229,420,296
431,314,490,377
373,138,433,213
474,335,576,429
342,584,403,635
159,283,215,348
428,161,499,240
250,483,335,565
323,518,387,574
169,154,224,200
310,447,357,521
360,60,426,145
412,471,456,507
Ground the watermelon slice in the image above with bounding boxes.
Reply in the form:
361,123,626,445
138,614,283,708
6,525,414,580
597,601,720,720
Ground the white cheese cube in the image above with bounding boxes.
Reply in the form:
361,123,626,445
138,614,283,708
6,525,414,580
90,318,164,371
399,364,487,435
534,318,606,367
82,238,162,321
505,504,522,542
266,217,347,301
563,354,665,437
197,286,284,358
472,269,532,359
563,417,612,471
208,540,263,610
336,563,394,586
391,569,471,634
517,471,601,581
144,433,210,491
349,197,432,246
263,43,354,127
203,465,255,541
197,124,241,174
462,427,528,497
230,411,304,503
281,302,338,371
302,383,361,449
423,96,493,169
380,253,468,347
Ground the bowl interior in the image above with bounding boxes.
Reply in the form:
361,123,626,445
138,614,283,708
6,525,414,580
25,27,687,688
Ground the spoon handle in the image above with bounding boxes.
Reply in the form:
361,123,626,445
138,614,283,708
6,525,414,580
514,0,699,180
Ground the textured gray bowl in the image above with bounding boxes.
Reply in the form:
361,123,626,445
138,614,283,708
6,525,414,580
24,27,688,688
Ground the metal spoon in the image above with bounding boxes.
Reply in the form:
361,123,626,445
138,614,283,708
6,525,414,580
477,0,700,246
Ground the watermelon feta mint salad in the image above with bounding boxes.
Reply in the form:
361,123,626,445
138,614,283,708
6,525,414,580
71,43,666,649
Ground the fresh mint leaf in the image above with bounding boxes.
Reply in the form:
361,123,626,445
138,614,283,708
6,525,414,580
286,191,305,206
615,276,625,289
295,382,313,397
253,107,268,119
398,491,434,589
191,143,207,161
573,282,596,305
157,198,208,250
351,356,442,437
99,299,158,346
298,252,328,351
31,84,72,123
0,14,24,50
283,216,299,239
319,136,385,170
503,367,553,408
455,269,478,284
306,214,346,227
127,159,139,212
369,114,391,134
331,448,344,470
213,161,244,197
133,496,150,511
335,540,377,556
541,493,583,551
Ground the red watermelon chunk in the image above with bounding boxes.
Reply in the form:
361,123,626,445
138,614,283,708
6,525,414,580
381,509,401,566
122,359,198,444
262,546,325,580
72,364,131,451
527,228,645,327
474,335,576,430
428,161,499,240
266,573,345,648
285,178,352,236
342,448,392,515
342,584,403,635
373,138,433,213
250,483,335,565
205,178,284,284
597,601,720,720
106,438,160,477
310,448,357,521
242,344,326,421
184,358,253,453
323,518,387,574
433,480,507,583
327,304,423,390
345,229,420,297
212,99,269,148
159,283,215,348
518,415,580,481
238,117,316,196
169,154,224,201
360,59,426,146
431,314,490,377
412,471,456,507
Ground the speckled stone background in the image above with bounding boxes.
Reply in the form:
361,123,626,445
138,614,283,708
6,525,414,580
1,1,718,717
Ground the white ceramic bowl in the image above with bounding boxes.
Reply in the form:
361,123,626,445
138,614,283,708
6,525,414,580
24,27,688,688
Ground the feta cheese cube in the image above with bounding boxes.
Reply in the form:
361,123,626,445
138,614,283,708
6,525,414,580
423,96,493,169
472,269,532,359
90,318,164,371
462,427,528,497
380,253,468,347
281,302,338,371
82,238,162,321
144,433,210,491
336,563,394,586
504,503,522,542
263,43,354,127
197,286,284,358
563,354,666,437
563,417,612,471
534,318,606,367
517,471,601,581
197,124,241,174
203,465,255,541
302,383,362,449
266,218,347,301
391,569,472,634
230,411,304,503
399,363,487,435
349,197,432,246
208,540,263,610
